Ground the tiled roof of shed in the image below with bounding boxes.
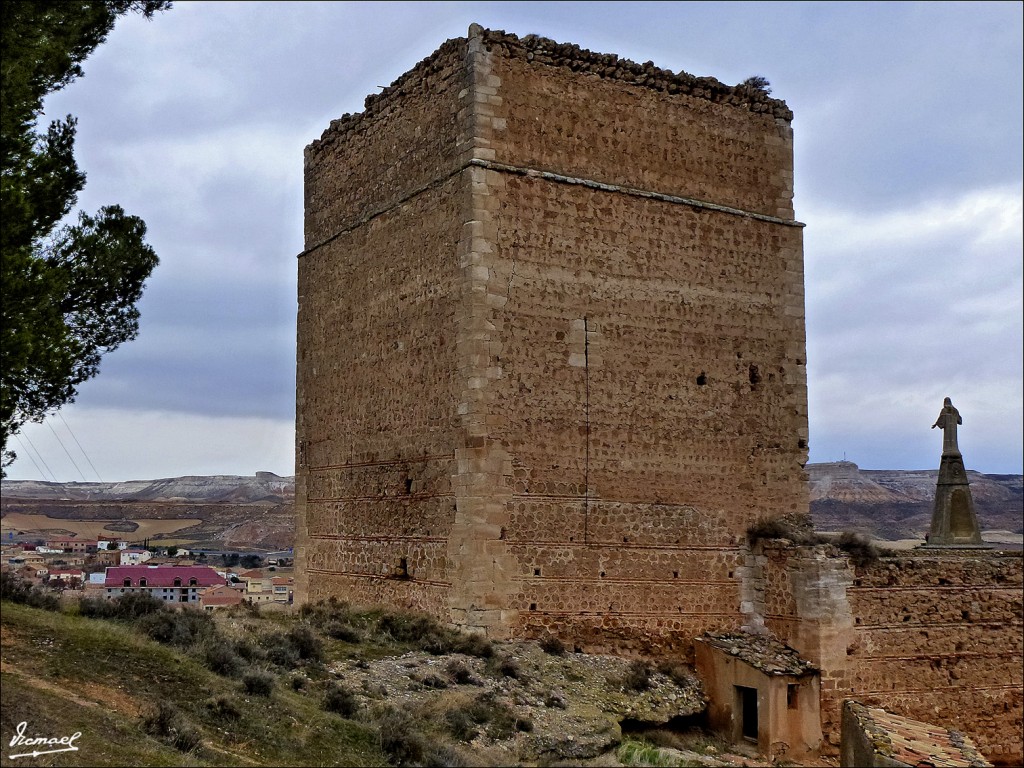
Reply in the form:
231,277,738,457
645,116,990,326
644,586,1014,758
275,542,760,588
845,701,991,767
698,631,817,676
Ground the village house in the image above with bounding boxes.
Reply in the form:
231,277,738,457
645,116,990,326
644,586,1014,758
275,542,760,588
44,536,97,554
103,565,226,605
271,576,294,604
199,584,244,611
118,547,153,566
47,569,85,587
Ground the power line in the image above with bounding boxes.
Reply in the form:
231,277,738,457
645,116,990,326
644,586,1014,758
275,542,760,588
47,419,87,482
19,431,58,483
57,411,102,482
14,435,48,481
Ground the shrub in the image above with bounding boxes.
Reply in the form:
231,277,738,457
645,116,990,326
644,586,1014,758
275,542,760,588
450,631,493,659
0,572,60,611
422,745,471,767
445,692,528,741
138,607,214,648
443,707,480,741
623,660,652,692
617,737,678,767
234,637,264,661
79,592,165,621
747,513,824,546
419,673,449,690
835,531,880,568
287,624,324,661
539,634,566,656
445,660,475,685
326,620,362,643
375,707,429,765
290,675,306,691
242,669,275,697
202,640,245,677
142,701,201,753
655,660,693,688
323,681,360,718
204,695,241,720
487,653,523,680
544,691,567,709
263,632,300,669
378,610,493,658
378,611,439,643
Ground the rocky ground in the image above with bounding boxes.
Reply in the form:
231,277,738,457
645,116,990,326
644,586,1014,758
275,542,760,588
325,642,835,767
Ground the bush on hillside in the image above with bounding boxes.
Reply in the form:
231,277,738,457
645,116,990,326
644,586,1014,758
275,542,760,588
0,572,60,611
142,701,202,753
79,591,165,621
323,681,359,718
138,607,214,648
242,669,275,697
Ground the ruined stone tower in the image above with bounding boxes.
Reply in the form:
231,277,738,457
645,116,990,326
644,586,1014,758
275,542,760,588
295,26,809,652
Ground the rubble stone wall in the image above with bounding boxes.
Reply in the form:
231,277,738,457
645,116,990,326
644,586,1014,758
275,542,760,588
760,546,1023,764
296,31,469,611
842,554,1023,765
297,26,808,651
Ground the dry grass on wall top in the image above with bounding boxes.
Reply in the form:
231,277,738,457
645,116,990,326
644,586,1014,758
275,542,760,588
746,513,880,567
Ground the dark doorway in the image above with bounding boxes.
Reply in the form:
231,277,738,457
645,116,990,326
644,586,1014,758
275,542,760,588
737,686,758,742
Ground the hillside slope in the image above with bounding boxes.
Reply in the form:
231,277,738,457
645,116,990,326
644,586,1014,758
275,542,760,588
808,461,1023,540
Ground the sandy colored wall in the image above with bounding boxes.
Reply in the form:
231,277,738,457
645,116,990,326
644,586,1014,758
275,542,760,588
759,546,1022,764
842,554,1022,765
472,32,807,651
295,39,470,613
297,26,808,650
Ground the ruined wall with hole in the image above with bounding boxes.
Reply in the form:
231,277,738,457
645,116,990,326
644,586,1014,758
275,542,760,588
755,545,1023,764
297,26,808,651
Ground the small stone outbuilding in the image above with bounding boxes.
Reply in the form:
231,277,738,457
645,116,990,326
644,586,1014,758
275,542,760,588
694,631,821,760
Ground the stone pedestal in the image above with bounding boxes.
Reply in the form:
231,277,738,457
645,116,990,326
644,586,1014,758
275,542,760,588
926,452,985,546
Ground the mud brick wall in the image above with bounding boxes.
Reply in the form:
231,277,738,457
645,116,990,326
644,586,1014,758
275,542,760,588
296,26,808,650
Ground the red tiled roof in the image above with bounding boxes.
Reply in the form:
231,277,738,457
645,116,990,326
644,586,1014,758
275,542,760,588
200,585,243,605
104,566,225,588
847,701,991,768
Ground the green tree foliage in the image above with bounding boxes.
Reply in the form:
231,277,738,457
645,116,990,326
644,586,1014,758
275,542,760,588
0,1,171,470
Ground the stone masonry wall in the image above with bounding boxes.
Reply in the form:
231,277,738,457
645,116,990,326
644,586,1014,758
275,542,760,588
844,554,1023,765
469,29,807,652
297,25,808,651
756,546,1023,764
295,39,470,612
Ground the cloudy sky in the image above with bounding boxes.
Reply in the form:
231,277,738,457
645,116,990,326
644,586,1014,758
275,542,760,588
7,1,1022,482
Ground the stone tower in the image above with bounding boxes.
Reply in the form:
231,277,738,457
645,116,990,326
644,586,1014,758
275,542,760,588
295,26,809,653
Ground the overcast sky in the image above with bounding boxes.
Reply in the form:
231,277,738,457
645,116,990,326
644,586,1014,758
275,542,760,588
7,1,1022,482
